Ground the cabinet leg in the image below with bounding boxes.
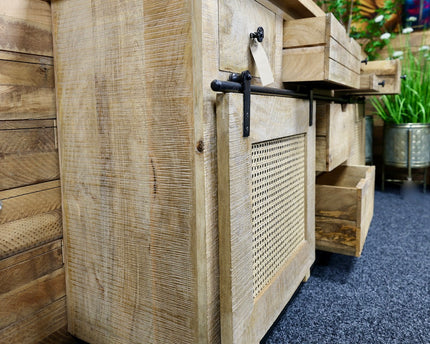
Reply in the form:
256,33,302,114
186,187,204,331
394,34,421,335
302,269,311,282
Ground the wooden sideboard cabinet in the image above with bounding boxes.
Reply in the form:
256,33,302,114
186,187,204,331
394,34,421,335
51,1,325,343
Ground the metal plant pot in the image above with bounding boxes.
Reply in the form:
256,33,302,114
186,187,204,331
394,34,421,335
383,123,430,168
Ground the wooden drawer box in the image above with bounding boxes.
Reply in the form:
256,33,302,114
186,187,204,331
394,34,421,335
282,13,361,88
315,165,375,257
336,59,402,95
316,102,356,172
359,60,401,94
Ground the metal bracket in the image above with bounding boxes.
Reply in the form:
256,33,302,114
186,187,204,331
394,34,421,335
211,71,363,137
229,71,252,137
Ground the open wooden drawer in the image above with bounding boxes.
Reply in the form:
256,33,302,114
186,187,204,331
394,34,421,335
336,59,402,95
282,13,361,88
315,165,375,257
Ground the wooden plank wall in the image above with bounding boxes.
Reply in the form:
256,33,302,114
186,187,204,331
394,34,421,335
0,1,66,343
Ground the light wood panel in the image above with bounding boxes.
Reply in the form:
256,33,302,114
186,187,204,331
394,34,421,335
0,119,58,189
0,86,56,120
0,240,62,293
0,125,56,154
0,239,61,269
0,59,54,88
0,151,59,190
336,59,402,95
52,1,197,343
0,0,53,56
315,102,356,171
0,1,63,343
217,93,315,343
0,51,53,65
283,13,361,88
346,103,366,166
219,0,276,77
0,297,67,344
0,268,65,329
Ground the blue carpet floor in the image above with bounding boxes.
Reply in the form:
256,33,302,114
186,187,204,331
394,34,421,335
262,186,430,344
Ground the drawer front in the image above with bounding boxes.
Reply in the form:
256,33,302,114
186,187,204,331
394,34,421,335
219,0,277,77
282,13,361,88
316,103,356,172
361,60,401,94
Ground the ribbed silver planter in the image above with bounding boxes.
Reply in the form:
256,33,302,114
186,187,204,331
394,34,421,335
383,123,430,168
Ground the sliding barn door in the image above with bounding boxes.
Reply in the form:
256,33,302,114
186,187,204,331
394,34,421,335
217,93,315,343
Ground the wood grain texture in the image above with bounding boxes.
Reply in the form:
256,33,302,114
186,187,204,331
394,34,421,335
0,239,61,271
0,125,56,154
0,268,65,329
315,165,375,256
346,103,366,166
0,59,54,88
0,117,58,191
0,180,61,225
0,0,53,56
336,59,402,95
283,13,360,88
52,1,197,343
0,86,56,120
0,1,52,28
219,0,276,77
0,1,63,343
0,51,53,65
315,102,355,172
360,59,401,94
0,150,60,190
0,119,55,130
0,297,67,344
217,93,315,343
0,241,62,293
283,15,327,47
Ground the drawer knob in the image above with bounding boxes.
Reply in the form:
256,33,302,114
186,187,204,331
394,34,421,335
250,27,264,43
0,200,2,212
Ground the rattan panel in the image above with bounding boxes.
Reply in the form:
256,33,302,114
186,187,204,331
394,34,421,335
0,209,63,259
251,135,306,298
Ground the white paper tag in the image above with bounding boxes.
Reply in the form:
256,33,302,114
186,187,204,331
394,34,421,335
250,40,274,86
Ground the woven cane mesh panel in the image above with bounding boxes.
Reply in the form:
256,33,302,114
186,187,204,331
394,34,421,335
251,135,306,298
0,209,62,260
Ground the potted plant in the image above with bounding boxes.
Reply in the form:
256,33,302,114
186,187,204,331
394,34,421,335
371,29,430,190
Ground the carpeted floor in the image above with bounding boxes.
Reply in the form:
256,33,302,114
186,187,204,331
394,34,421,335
262,185,430,344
